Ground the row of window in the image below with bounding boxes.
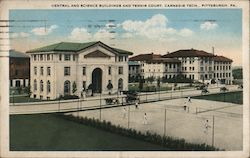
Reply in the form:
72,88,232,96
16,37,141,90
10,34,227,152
33,54,77,62
34,66,123,76
34,66,51,76
182,67,195,71
200,72,231,80
200,65,231,72
64,66,123,76
34,80,51,93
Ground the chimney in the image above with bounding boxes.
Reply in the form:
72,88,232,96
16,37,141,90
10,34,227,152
212,47,215,55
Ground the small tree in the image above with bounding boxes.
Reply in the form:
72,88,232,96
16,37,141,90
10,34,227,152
107,82,113,95
147,76,155,84
139,78,144,92
157,77,161,88
72,81,77,94
24,85,32,97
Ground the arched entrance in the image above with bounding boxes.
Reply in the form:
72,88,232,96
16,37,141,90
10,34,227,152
92,68,102,93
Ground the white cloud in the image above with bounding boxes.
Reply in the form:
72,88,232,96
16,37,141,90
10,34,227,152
31,25,58,36
20,32,30,37
11,33,19,38
200,21,218,30
11,32,30,38
69,27,92,41
93,28,116,40
179,28,193,37
121,32,133,39
120,14,192,40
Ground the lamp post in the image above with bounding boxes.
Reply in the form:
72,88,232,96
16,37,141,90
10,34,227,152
58,93,61,112
99,92,102,121
12,90,15,106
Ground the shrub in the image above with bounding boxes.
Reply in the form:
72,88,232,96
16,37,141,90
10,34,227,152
62,95,79,100
58,114,220,151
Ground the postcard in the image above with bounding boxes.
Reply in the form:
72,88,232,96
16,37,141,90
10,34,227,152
0,0,249,157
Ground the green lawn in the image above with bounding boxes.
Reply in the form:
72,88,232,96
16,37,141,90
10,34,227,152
193,91,243,104
10,114,169,151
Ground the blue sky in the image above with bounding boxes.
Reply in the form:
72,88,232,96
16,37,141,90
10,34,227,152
10,9,242,66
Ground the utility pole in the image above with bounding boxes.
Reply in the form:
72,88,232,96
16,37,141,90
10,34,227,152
212,115,215,147
99,92,102,121
128,104,130,128
164,109,167,136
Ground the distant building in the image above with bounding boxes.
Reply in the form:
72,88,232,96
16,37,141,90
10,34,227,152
27,41,133,100
128,61,141,82
163,49,233,84
129,53,181,80
9,50,30,88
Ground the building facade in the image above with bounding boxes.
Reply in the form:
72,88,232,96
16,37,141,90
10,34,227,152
129,49,233,84
9,50,30,88
163,49,233,84
27,41,133,100
129,53,181,80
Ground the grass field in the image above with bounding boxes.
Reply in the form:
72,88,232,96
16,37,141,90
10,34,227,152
193,91,243,104
10,114,169,151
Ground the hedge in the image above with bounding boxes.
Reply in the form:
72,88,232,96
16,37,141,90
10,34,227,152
57,114,221,151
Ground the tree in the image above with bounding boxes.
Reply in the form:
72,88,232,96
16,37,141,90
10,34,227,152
139,78,144,92
157,77,161,89
72,81,77,94
146,76,155,84
24,85,32,97
107,82,113,95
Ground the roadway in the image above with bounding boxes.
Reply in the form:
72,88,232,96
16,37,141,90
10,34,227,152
10,85,241,115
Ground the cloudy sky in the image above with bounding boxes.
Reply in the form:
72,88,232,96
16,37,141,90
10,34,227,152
10,9,242,66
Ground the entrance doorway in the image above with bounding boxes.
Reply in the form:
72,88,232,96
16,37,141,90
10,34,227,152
92,68,102,93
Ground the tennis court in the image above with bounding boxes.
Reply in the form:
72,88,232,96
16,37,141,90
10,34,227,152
70,98,243,150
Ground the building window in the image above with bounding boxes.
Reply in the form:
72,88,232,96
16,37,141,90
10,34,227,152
200,67,204,71
118,78,123,91
64,80,70,95
125,56,127,61
192,67,195,71
229,66,231,70
40,67,44,76
73,54,76,61
47,54,50,61
184,67,187,71
40,80,44,92
209,67,212,71
108,66,111,75
34,55,37,61
59,54,62,61
47,80,51,93
82,67,86,75
64,67,70,76
64,54,71,61
34,66,37,75
119,56,123,62
169,64,172,69
47,67,51,76
34,79,37,91
118,66,123,75
229,73,231,77
173,64,176,69
40,54,43,61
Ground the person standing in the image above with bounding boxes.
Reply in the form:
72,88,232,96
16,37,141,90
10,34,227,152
143,113,147,125
204,119,210,134
188,96,191,103
123,107,126,119
135,102,139,109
